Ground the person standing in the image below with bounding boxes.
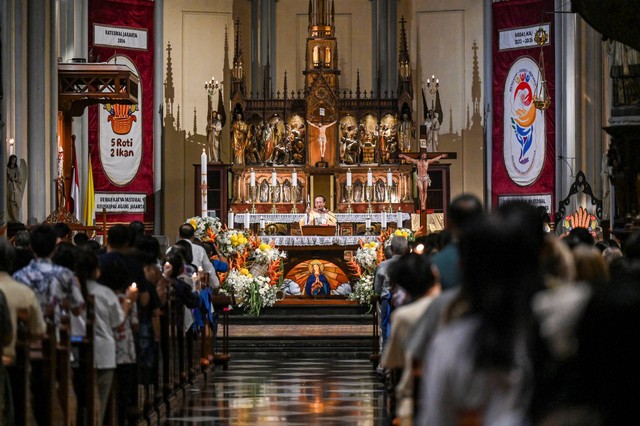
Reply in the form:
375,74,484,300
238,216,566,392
300,195,336,227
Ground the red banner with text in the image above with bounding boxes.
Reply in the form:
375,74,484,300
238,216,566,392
492,0,555,214
88,0,154,229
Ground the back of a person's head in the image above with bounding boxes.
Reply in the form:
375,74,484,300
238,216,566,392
390,235,409,256
602,247,623,266
202,241,215,258
14,230,31,249
53,222,71,241
540,234,576,285
179,223,195,240
565,227,595,249
30,224,57,258
0,238,16,272
6,221,27,240
164,252,185,279
497,200,546,256
73,232,90,247
573,245,608,287
384,245,393,260
623,230,640,260
86,240,103,255
174,240,194,265
74,248,99,285
52,241,80,270
107,224,130,250
447,193,484,234
98,253,131,292
129,220,145,237
389,253,437,299
134,234,161,266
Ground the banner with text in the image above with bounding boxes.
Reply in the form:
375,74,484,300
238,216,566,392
492,0,555,213
88,0,154,227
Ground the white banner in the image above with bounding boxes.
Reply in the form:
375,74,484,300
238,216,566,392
503,56,546,186
99,56,142,186
498,194,552,213
95,193,146,213
94,24,148,50
499,23,550,51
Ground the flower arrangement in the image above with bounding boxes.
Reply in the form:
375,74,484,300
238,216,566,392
385,228,415,247
215,229,250,257
186,216,222,242
223,268,276,316
252,241,285,265
348,275,375,306
354,241,380,274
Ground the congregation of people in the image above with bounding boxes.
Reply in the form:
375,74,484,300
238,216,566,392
0,220,228,425
376,194,639,426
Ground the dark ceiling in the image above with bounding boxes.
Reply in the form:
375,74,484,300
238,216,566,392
573,0,640,51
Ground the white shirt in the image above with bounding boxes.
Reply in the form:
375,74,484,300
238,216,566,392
87,280,126,369
180,239,219,288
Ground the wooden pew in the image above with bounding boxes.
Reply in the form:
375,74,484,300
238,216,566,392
75,295,98,426
11,308,31,426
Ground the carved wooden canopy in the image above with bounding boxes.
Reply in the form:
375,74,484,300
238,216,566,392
58,63,139,116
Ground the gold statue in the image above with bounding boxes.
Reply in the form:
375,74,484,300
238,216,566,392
232,113,249,165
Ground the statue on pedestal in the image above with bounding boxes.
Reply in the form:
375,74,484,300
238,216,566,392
6,155,27,222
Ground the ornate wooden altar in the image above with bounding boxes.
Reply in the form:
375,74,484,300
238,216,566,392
222,5,451,226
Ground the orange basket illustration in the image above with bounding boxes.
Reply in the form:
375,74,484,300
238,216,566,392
106,103,137,135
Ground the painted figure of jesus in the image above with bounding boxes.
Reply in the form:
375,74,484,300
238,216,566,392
307,120,336,160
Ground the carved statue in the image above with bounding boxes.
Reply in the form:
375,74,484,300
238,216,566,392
6,155,27,222
232,113,249,165
427,112,441,152
245,123,261,164
288,115,306,165
307,120,337,161
206,111,223,162
398,112,414,152
340,116,360,164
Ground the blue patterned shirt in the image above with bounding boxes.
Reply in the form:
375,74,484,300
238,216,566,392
13,258,84,318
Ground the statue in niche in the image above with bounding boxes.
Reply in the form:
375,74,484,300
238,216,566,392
232,113,249,165
259,180,270,203
6,154,27,222
375,179,385,202
287,115,306,165
360,115,378,164
273,128,291,165
245,123,261,165
283,180,292,203
426,111,441,152
340,181,347,203
296,180,305,203
353,180,363,203
307,120,337,161
206,111,223,162
340,116,360,164
398,112,414,153
273,183,281,203
380,114,398,163
262,121,275,163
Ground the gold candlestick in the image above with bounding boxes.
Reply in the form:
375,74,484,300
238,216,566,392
250,185,257,214
366,185,373,214
387,185,394,213
291,186,299,213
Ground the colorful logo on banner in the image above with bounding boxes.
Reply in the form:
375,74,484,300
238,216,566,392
99,56,142,186
503,56,545,186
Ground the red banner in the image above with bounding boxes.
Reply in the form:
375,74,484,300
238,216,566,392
492,0,555,213
88,0,154,227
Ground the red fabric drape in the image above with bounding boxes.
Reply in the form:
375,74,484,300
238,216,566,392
88,0,154,226
492,0,555,211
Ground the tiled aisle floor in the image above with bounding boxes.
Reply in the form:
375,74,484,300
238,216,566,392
165,358,389,425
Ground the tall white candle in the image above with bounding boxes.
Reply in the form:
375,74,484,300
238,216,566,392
292,169,297,186
201,149,208,216
9,138,14,156
346,169,352,186
250,169,256,187
244,212,250,229
366,216,371,230
228,210,234,229
260,216,266,229
271,169,277,186
381,210,387,229
397,207,403,228
367,169,373,186
387,169,392,186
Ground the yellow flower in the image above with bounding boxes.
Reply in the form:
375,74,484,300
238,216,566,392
259,243,270,251
394,230,402,236
189,219,198,229
230,234,238,242
247,273,253,278
240,268,249,275
402,231,408,238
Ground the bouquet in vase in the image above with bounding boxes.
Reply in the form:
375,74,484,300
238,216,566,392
252,241,285,264
348,275,375,306
385,228,415,247
216,229,250,257
354,241,380,275
224,268,277,316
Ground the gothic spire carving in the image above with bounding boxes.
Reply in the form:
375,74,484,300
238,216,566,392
471,40,482,130
232,17,246,96
164,42,175,115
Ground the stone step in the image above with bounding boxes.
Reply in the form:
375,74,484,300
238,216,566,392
224,336,376,360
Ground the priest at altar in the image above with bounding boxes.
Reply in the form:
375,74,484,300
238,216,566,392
299,195,337,227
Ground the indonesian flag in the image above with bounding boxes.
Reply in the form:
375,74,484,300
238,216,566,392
70,137,81,221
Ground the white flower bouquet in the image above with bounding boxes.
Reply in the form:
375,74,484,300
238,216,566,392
215,229,250,257
348,275,375,305
252,241,285,264
224,269,276,316
385,228,415,246
186,216,222,242
354,241,380,274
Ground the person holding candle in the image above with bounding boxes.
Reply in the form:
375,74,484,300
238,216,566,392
399,152,447,211
177,223,219,289
299,195,337,226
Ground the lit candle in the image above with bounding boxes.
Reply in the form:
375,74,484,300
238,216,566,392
260,216,266,229
366,216,371,230
397,207,403,228
346,169,352,187
192,272,198,283
250,168,256,187
201,148,208,216
387,169,392,186
228,209,235,229
9,138,14,156
131,282,137,289
367,169,373,186
382,210,387,229
244,211,250,229
271,169,277,186
292,169,297,187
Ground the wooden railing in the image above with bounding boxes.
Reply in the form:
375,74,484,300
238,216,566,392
9,288,231,426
